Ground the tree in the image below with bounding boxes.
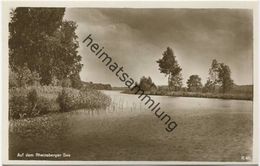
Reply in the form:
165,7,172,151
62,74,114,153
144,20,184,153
9,8,82,85
51,21,83,81
187,75,202,92
138,76,157,91
169,73,183,91
157,47,182,90
9,8,65,70
209,59,219,83
217,63,234,93
203,80,215,93
204,59,234,93
205,59,219,92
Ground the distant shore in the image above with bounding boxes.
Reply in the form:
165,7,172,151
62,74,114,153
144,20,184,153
122,90,253,101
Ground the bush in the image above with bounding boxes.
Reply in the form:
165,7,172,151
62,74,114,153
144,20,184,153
9,66,41,88
57,89,74,112
70,74,83,89
36,97,54,115
57,88,111,112
61,78,72,88
27,89,39,117
9,86,112,119
9,94,28,119
9,88,54,119
79,88,111,109
27,89,38,107
9,69,18,88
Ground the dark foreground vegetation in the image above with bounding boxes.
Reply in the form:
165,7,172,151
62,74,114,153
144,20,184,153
9,86,111,120
8,8,111,120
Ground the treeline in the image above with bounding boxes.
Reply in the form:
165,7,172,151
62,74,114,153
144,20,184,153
82,81,112,90
157,84,253,94
156,47,234,93
126,47,252,100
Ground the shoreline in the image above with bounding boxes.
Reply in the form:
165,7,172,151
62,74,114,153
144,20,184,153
121,91,253,101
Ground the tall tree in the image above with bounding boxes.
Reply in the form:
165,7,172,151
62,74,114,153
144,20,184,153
50,20,83,82
206,59,219,92
9,8,82,85
217,63,234,93
187,75,202,92
157,47,182,90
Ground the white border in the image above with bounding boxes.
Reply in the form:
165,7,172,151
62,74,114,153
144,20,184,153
1,0,259,165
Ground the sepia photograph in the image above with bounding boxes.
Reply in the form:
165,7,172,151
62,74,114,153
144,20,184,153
2,1,258,165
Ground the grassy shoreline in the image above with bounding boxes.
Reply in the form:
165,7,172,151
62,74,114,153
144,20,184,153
9,86,111,120
122,90,253,101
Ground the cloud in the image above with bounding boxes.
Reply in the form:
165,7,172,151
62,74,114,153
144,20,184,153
64,8,253,86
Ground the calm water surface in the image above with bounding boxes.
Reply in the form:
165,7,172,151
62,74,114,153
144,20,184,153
10,90,253,161
102,90,252,114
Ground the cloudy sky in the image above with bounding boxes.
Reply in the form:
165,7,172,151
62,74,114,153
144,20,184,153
64,8,253,87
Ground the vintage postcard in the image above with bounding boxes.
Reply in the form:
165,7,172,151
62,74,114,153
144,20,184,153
2,0,259,165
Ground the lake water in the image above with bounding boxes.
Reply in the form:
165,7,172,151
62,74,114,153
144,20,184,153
103,90,252,114
9,90,253,161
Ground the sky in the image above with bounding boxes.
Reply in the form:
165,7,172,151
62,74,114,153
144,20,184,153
64,8,253,87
